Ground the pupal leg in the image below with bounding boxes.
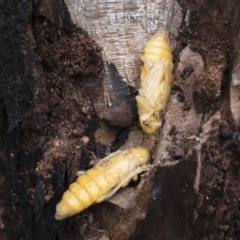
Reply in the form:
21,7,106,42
132,174,138,181
121,179,132,188
96,165,148,203
121,173,138,187
96,150,126,166
76,171,86,176
77,150,127,176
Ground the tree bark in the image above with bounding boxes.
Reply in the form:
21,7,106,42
1,0,240,240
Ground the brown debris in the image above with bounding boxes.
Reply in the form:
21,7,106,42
102,101,135,128
107,188,136,210
166,145,185,160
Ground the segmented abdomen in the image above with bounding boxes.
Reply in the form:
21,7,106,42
56,154,137,219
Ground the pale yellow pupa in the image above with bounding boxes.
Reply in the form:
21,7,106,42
136,28,173,134
55,147,150,220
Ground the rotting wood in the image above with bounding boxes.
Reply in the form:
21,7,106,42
1,0,240,240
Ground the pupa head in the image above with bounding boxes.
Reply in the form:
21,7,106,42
129,147,150,165
139,112,162,135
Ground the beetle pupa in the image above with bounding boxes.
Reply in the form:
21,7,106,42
136,28,173,134
55,147,150,220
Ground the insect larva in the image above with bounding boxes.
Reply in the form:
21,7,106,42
136,28,173,134
55,147,150,220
